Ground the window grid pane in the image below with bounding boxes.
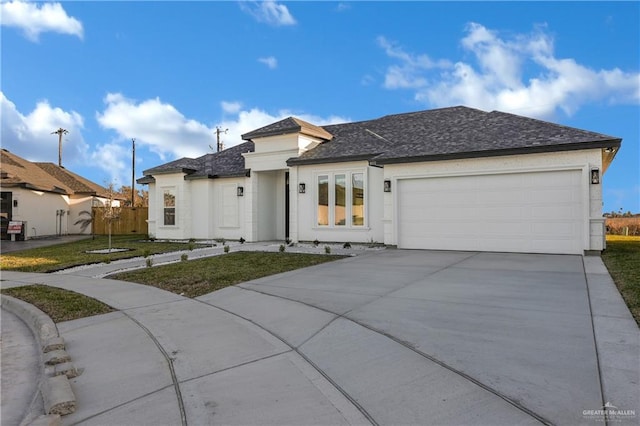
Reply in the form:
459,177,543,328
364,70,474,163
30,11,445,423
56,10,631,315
163,189,176,226
318,175,329,226
352,173,364,226
335,174,346,226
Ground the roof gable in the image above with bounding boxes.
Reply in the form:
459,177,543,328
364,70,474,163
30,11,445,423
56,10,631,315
241,117,333,141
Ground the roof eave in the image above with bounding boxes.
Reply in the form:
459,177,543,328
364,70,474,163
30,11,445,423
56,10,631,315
371,139,622,166
137,176,155,184
141,167,198,176
184,170,251,180
287,154,378,167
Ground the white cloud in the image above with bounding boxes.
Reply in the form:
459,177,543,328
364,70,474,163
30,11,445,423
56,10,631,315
376,36,451,89
240,1,296,26
96,93,346,161
0,91,88,166
258,56,278,69
96,93,216,160
221,101,243,115
0,1,83,41
379,23,640,119
90,143,129,186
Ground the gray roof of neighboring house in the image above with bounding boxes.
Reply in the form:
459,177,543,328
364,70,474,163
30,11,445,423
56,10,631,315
140,106,621,180
287,106,621,166
139,142,254,183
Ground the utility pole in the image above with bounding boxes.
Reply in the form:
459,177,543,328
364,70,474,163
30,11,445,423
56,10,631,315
216,126,228,152
51,128,68,166
131,138,136,207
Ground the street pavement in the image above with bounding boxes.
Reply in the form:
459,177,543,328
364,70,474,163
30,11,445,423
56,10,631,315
1,307,41,426
1,247,638,425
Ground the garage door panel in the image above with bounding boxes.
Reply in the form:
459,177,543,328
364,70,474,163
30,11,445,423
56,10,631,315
397,171,583,254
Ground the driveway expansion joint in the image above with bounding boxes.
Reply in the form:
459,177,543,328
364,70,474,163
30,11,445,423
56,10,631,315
238,282,553,425
194,296,378,426
122,312,187,426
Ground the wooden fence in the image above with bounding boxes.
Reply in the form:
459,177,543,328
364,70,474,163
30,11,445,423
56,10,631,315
92,207,148,235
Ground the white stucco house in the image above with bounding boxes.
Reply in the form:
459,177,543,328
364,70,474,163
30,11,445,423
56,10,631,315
0,149,119,240
138,106,621,255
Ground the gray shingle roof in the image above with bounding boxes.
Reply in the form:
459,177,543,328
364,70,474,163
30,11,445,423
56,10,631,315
288,106,621,165
187,142,254,179
142,157,201,175
141,106,621,179
140,142,254,183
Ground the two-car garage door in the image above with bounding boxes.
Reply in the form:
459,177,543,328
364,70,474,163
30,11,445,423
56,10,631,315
397,170,584,254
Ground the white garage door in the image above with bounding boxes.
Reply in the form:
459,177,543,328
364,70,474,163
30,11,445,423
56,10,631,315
397,170,584,254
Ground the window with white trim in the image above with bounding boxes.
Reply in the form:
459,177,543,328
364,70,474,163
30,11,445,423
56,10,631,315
317,171,365,227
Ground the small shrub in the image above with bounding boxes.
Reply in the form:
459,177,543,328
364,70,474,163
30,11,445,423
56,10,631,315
105,258,111,264
188,242,195,251
343,242,351,249
279,244,286,252
325,246,331,254
224,245,230,253
188,238,196,243
180,254,188,262
239,237,245,244
313,239,320,247
143,249,151,258
146,258,153,268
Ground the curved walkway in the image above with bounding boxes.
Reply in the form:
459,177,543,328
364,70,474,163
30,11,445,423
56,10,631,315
1,249,638,425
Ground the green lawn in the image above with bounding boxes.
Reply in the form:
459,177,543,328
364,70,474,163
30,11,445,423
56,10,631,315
109,251,346,298
1,285,114,322
0,235,196,272
602,235,640,325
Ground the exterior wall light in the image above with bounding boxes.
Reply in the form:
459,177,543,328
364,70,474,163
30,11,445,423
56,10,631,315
237,186,244,196
591,168,600,185
384,180,391,192
298,183,306,194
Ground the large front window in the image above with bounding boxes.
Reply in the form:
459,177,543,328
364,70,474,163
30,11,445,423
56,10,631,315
163,189,175,226
317,172,365,227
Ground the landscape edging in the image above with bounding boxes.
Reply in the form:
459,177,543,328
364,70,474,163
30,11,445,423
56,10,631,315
1,295,77,421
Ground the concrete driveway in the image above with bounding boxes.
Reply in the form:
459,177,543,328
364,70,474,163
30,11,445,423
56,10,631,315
3,249,637,425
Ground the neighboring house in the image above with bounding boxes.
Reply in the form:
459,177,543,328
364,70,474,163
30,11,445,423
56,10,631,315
0,149,118,240
138,106,621,255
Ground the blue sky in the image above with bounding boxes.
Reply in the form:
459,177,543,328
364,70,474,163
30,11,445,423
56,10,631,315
1,1,639,213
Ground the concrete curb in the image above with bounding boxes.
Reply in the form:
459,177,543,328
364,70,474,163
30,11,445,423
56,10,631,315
1,295,78,420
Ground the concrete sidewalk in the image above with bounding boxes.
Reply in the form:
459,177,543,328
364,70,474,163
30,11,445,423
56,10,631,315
1,249,638,425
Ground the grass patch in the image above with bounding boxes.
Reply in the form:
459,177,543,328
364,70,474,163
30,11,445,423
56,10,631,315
0,235,194,273
602,235,640,325
109,251,346,298
1,285,115,323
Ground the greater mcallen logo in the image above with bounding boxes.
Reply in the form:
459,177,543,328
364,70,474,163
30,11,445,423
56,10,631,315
583,402,636,423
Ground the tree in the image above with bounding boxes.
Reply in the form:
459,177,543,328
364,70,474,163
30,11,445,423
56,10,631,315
99,182,122,252
116,185,149,207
